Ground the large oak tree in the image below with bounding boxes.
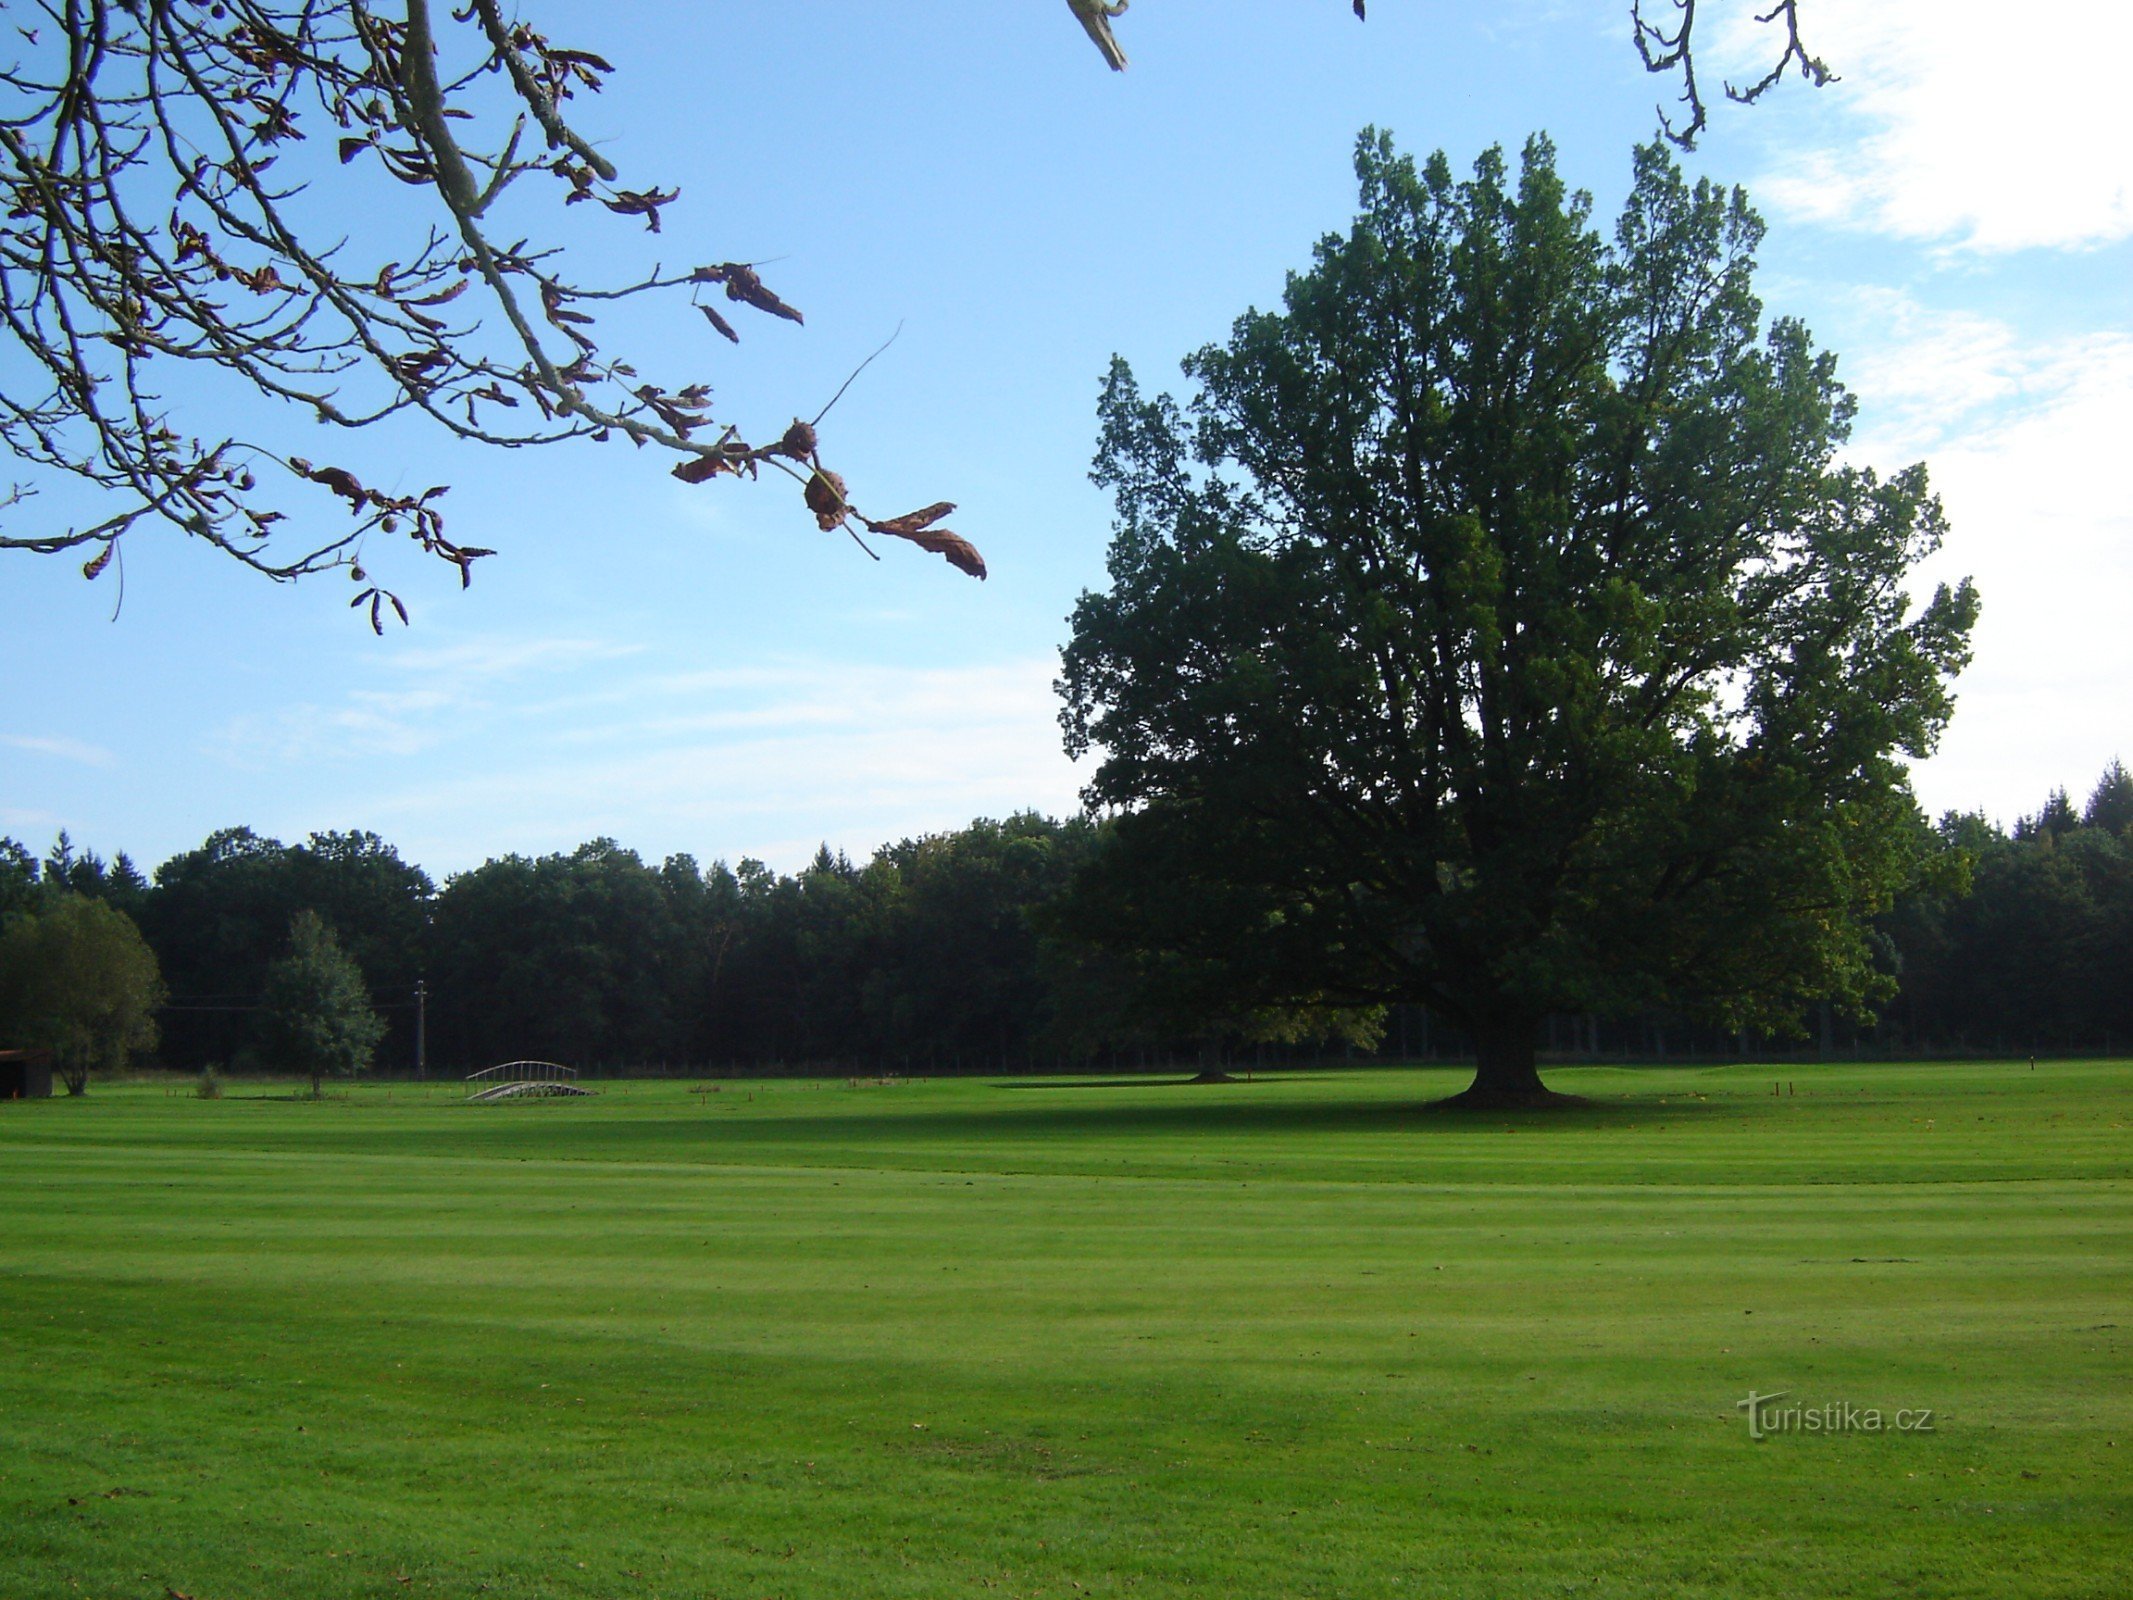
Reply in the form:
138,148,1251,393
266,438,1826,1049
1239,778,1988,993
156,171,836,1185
1058,131,1977,1107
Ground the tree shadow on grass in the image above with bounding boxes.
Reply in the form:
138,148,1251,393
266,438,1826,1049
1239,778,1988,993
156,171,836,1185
995,1075,1300,1091
656,1077,1681,1150
993,1070,1354,1091
222,1070,1726,1165
995,1076,1214,1091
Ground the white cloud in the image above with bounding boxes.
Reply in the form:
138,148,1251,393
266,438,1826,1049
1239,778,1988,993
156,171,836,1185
209,688,462,767
1,734,116,768
392,655,1085,852
1737,1,2133,251
1881,317,2133,822
205,633,648,768
384,634,644,681
213,648,1088,873
1831,294,2031,453
1834,293,2133,459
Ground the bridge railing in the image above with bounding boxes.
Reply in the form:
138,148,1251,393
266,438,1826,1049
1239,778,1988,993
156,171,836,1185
464,1060,578,1099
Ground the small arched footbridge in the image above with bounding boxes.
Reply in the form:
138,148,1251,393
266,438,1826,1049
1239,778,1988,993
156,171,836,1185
465,1061,596,1103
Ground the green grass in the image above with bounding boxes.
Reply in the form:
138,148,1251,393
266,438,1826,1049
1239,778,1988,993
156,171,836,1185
2,1060,2128,1599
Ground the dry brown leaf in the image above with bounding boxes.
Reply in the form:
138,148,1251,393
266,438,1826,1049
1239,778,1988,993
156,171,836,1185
866,502,956,537
866,518,985,579
692,262,804,325
671,454,728,484
698,303,739,343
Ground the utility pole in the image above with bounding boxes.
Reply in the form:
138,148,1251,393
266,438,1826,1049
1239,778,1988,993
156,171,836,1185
414,979,428,1080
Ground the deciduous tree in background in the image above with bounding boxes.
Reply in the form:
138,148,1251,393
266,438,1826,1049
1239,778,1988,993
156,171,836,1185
255,910,386,1095
0,894,165,1093
11,761,2132,1075
1058,131,1978,1107
138,827,431,1070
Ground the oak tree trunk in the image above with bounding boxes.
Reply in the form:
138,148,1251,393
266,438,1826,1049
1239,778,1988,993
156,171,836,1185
1441,1013,1573,1108
1190,1036,1237,1084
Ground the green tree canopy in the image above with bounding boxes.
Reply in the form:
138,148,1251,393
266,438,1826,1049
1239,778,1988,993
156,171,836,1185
0,894,165,1093
427,840,692,1069
1889,782,2133,1053
2084,760,2133,838
0,838,39,921
139,827,432,1071
1058,131,1978,1106
254,911,387,1096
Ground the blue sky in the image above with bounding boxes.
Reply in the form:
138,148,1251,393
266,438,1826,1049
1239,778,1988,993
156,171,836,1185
4,1,2129,878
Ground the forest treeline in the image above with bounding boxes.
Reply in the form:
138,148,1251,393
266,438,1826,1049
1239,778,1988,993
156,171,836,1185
4,761,2130,1075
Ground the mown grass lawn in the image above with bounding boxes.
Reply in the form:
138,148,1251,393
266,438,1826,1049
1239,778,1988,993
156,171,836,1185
2,1060,2128,1599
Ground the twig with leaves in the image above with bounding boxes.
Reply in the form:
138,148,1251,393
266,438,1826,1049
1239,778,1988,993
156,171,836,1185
0,0,979,628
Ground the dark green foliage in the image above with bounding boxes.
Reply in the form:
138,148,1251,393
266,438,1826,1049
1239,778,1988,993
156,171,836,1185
2015,788,2081,842
0,833,147,922
2084,759,2133,838
1040,820,1385,1064
138,828,432,1069
0,893,164,1092
675,815,1106,1072
427,840,693,1069
254,911,387,1095
421,815,1106,1074
1058,132,1978,1102
1885,778,2133,1052
0,838,37,920
12,758,2130,1081
37,832,150,917
862,816,1103,1067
